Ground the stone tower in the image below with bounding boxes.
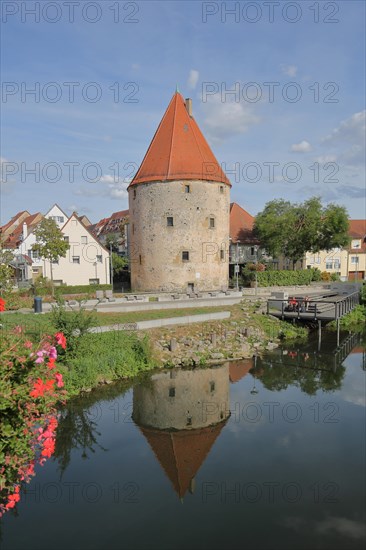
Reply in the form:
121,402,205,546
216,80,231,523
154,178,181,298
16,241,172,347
128,91,231,292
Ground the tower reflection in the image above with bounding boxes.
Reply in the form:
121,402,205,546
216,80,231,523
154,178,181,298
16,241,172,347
132,364,231,498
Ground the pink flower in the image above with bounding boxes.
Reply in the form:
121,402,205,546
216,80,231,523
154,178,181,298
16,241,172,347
48,346,57,360
55,373,64,388
24,340,33,349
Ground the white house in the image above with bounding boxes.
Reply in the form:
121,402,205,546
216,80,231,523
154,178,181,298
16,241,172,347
16,205,110,286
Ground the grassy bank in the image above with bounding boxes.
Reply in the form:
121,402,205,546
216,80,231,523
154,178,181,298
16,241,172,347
0,300,310,397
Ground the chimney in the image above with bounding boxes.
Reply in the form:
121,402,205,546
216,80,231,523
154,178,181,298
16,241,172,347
22,222,27,240
185,98,193,117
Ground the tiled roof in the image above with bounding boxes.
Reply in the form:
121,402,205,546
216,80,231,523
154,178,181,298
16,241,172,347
130,92,231,186
348,219,366,253
229,202,258,244
3,213,42,248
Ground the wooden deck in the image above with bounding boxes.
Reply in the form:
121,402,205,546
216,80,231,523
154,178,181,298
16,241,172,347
267,290,360,322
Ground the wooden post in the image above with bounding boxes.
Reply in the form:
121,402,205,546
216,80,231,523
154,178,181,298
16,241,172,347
318,320,322,351
336,319,340,347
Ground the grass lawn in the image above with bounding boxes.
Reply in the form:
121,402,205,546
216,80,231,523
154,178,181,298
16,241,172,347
0,306,233,340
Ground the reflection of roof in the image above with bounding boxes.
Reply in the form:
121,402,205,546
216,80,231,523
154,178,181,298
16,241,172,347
138,421,227,498
229,359,253,383
350,346,365,354
130,92,231,186
230,202,258,244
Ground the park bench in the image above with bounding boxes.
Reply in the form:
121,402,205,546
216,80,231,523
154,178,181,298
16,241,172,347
105,290,116,302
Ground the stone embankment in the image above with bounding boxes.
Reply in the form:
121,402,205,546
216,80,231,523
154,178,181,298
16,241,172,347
152,297,280,367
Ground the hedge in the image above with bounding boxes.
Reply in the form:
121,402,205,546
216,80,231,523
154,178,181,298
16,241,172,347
30,284,112,296
256,269,317,287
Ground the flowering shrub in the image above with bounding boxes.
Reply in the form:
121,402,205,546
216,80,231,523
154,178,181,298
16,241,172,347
0,315,68,517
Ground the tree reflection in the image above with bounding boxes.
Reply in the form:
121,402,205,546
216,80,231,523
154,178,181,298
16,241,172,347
53,379,133,477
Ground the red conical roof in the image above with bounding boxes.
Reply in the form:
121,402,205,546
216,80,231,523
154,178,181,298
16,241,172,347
130,92,231,186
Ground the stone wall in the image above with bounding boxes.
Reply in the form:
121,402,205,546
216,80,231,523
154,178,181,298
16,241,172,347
128,179,230,292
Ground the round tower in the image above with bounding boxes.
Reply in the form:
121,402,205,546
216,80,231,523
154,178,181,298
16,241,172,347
128,92,231,292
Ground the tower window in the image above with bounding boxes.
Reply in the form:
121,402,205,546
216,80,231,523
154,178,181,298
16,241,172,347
132,224,135,234
220,186,224,194
167,216,174,227
182,251,189,261
210,382,215,392
220,249,225,260
209,217,215,229
169,387,175,398
139,255,142,265
133,189,136,199
185,185,190,193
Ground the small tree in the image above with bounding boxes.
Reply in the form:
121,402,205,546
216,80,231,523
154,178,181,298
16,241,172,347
112,252,128,276
32,219,70,295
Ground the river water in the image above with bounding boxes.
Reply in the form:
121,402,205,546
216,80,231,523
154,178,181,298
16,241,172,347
1,330,365,550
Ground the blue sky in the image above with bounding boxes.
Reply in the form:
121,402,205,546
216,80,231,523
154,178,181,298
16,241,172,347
1,0,365,223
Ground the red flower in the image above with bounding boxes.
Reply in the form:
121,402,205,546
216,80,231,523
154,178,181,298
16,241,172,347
47,357,56,370
30,378,55,398
41,438,55,458
5,489,20,509
0,297,5,312
54,332,66,350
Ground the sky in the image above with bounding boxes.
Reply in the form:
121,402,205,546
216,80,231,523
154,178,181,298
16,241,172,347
1,0,365,224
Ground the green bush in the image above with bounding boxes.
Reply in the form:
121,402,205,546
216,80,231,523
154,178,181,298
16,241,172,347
50,301,97,356
254,268,316,287
64,331,154,394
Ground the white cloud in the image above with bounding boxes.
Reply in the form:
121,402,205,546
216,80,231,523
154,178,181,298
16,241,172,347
314,155,337,164
281,64,298,77
323,110,365,144
291,140,312,153
187,69,199,90
202,94,260,142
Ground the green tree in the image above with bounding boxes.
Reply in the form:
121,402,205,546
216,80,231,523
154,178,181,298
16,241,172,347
32,218,70,295
112,252,128,276
0,264,14,295
254,197,349,267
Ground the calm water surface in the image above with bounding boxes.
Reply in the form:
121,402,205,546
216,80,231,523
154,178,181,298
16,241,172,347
1,331,365,550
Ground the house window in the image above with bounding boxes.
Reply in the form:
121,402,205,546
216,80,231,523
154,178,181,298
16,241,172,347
334,260,341,269
31,250,39,260
209,217,215,229
185,185,190,193
219,186,224,194
250,247,255,256
64,236,69,243
167,216,174,227
96,255,102,263
169,387,175,398
325,261,333,270
182,251,189,261
81,236,88,244
89,278,99,284
53,280,63,285
351,256,359,264
72,256,80,264
352,240,361,249
51,259,59,264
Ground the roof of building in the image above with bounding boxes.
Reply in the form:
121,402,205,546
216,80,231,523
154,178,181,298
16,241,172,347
90,210,129,239
138,421,227,498
130,92,231,186
0,211,30,236
229,202,258,244
3,213,43,248
348,219,366,253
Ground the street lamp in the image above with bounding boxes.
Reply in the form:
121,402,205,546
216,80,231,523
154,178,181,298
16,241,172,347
254,245,259,297
109,243,114,290
235,241,241,291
